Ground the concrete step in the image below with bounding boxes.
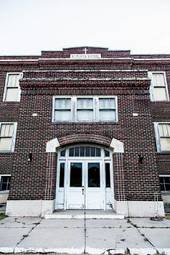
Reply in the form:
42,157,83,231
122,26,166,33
44,210,125,219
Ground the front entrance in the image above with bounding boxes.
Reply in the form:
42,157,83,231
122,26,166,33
55,145,114,210
68,161,103,209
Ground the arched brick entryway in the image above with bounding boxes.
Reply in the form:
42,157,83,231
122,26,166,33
45,134,125,212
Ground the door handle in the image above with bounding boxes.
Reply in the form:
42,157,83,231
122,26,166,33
82,186,84,195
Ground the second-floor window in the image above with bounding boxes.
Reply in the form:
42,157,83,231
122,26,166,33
154,123,170,152
3,73,22,102
149,72,169,101
53,96,117,122
0,123,17,152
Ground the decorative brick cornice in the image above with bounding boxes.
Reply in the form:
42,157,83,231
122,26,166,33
20,79,150,90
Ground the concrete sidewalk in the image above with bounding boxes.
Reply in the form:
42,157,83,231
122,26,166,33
0,217,170,255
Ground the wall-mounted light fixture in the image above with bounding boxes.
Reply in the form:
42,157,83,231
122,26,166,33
28,152,32,162
138,154,144,164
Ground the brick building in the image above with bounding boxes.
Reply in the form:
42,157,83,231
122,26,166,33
0,47,170,217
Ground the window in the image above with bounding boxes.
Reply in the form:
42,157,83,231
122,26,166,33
159,176,170,192
0,123,17,152
155,123,170,152
0,175,11,191
77,98,94,121
3,73,22,102
99,98,116,121
69,146,101,157
54,98,71,122
53,96,117,122
149,72,169,101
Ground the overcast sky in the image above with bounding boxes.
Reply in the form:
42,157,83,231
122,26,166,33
0,0,170,55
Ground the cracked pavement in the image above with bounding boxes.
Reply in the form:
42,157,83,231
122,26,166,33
0,217,170,254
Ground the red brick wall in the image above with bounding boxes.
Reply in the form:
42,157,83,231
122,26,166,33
0,48,169,202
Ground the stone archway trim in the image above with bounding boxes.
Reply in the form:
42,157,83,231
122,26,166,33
46,138,60,152
110,138,124,153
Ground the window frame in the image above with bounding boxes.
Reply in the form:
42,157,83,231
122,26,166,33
148,71,169,102
154,122,170,152
0,174,11,193
159,175,170,193
52,95,118,123
3,72,22,102
0,122,17,153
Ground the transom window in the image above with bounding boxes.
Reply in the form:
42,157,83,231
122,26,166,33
3,73,22,102
155,123,170,152
69,146,101,157
159,176,170,192
0,123,17,152
149,72,169,101
53,96,117,122
60,146,110,158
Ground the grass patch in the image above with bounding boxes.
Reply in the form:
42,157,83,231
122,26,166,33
165,214,170,220
0,213,6,220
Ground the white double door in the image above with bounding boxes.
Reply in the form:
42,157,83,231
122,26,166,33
66,160,104,209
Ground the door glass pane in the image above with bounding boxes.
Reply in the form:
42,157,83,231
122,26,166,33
88,163,100,187
70,163,82,187
59,163,65,188
105,163,111,188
